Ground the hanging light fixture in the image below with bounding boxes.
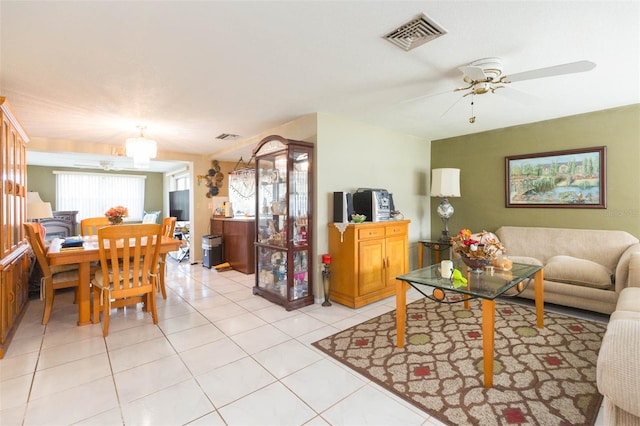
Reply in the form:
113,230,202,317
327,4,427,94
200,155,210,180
125,125,157,169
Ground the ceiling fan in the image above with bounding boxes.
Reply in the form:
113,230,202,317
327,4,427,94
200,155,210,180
72,160,128,171
452,58,596,122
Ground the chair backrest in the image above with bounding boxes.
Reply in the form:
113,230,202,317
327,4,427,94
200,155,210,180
97,223,162,294
81,217,110,236
24,222,52,277
162,217,177,238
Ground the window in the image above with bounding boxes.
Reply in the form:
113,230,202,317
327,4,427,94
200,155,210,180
54,171,146,221
170,169,190,191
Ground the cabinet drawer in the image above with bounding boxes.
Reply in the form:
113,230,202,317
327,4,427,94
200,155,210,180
357,227,385,240
385,225,407,236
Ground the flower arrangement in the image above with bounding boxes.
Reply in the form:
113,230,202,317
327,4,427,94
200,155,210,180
105,205,128,224
450,229,505,261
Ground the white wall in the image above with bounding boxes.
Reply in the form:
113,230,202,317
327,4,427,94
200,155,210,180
315,113,431,283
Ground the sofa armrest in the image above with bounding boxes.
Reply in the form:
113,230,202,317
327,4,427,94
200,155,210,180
597,310,640,418
615,243,640,292
628,252,640,288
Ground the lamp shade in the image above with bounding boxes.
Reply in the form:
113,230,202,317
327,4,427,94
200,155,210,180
26,192,53,220
430,168,461,198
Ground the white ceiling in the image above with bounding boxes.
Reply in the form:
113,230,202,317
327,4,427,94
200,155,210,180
1,1,639,172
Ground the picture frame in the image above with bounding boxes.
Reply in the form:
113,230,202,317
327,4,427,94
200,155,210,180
505,146,606,208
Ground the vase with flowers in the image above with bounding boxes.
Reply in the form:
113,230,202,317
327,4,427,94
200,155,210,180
451,229,505,272
105,205,128,225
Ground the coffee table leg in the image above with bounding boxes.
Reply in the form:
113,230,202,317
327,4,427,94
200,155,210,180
464,270,470,310
481,299,495,388
534,269,544,328
417,243,424,269
396,280,406,348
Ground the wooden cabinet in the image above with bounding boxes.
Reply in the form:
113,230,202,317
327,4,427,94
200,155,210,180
210,217,255,274
328,220,410,308
0,97,30,358
253,135,314,310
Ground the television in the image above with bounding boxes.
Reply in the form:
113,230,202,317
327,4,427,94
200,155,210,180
169,190,190,221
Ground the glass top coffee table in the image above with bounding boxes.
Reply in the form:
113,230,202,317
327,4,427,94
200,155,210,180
395,259,544,388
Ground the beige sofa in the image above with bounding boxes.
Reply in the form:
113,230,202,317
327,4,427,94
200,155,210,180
597,285,640,425
495,226,640,314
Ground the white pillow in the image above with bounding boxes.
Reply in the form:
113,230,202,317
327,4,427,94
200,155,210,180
142,212,159,224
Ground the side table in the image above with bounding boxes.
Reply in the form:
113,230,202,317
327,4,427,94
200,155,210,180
417,240,452,268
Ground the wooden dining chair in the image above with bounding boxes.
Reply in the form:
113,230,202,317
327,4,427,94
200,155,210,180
80,216,110,236
91,223,162,336
157,217,177,299
24,223,80,325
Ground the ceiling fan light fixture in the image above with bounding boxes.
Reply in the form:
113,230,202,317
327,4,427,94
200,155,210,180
125,125,157,169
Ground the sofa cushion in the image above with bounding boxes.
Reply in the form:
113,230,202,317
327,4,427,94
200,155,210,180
508,256,543,267
544,255,613,290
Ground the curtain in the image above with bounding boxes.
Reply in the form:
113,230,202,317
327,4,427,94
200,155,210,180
54,171,146,222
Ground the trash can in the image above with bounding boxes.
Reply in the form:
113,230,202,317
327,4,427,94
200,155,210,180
202,235,223,269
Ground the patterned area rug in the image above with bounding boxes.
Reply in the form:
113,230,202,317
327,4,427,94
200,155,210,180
312,298,606,426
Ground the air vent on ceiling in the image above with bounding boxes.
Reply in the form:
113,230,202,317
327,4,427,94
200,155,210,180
383,13,447,51
216,133,240,141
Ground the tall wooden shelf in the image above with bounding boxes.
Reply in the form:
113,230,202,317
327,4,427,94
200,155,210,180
253,135,314,311
0,97,30,358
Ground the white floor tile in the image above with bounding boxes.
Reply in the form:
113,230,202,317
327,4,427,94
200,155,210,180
0,351,38,381
114,354,192,403
24,376,118,425
166,323,226,352
30,353,112,400
271,312,327,338
0,373,33,411
109,336,176,373
157,311,209,335
253,339,323,379
179,337,248,375
37,335,106,370
196,356,276,407
229,324,291,354
218,382,316,425
321,385,425,426
213,312,267,336
281,358,367,412
121,378,214,425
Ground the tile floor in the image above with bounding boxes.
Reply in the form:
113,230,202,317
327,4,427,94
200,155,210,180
1,260,606,425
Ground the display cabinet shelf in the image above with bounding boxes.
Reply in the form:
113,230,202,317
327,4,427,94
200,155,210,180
253,135,313,311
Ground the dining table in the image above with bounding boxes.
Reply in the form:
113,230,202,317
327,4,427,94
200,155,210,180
47,234,182,326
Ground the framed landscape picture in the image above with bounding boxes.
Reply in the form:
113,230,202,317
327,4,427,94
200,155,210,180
505,146,606,208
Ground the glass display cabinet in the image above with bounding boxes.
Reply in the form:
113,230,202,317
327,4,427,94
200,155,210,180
253,135,314,310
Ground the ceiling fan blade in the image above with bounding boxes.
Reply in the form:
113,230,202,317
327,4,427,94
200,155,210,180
494,86,540,105
394,88,454,106
504,60,596,83
459,65,487,82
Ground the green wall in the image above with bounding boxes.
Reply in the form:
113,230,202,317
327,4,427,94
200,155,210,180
26,165,165,214
431,104,640,238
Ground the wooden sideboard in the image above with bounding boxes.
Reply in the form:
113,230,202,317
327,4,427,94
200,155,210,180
328,220,410,308
211,217,255,274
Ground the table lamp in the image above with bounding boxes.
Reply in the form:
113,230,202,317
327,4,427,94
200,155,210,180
430,168,460,242
27,192,53,240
